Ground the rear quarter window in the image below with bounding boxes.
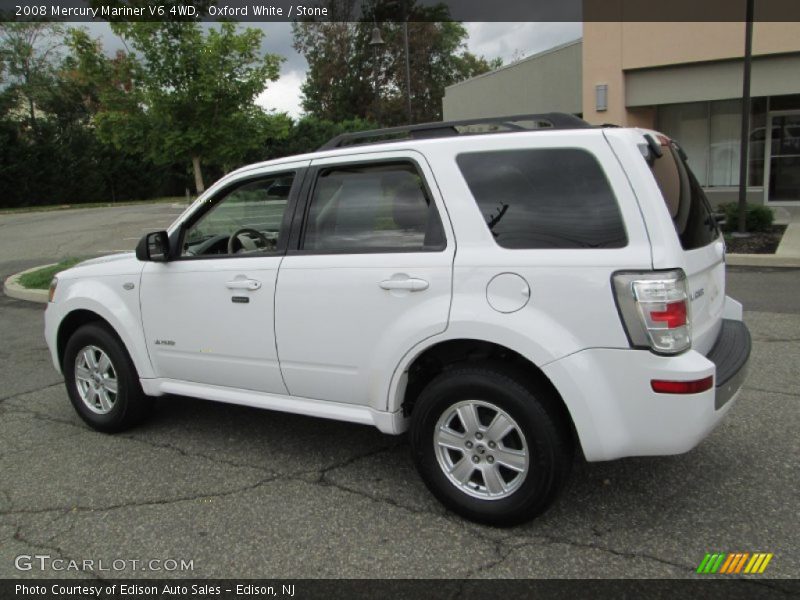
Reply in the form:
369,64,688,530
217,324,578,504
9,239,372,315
456,148,627,249
646,138,720,250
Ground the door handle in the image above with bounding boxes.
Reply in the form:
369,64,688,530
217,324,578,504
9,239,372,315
226,278,261,291
379,277,429,292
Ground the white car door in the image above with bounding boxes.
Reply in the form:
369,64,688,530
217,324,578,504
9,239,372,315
275,151,454,410
140,161,309,393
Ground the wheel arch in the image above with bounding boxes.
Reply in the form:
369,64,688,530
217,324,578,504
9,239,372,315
56,307,150,379
394,338,578,449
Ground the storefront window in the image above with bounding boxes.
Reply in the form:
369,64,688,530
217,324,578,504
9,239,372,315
656,102,709,185
708,100,741,186
656,98,766,188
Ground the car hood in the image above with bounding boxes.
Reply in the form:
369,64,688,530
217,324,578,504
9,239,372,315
58,252,144,279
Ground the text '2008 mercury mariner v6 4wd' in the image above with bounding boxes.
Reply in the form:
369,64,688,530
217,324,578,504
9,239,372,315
45,113,750,525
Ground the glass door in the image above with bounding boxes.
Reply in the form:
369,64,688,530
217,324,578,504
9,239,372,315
766,111,800,202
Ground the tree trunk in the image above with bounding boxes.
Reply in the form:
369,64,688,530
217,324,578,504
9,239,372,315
192,156,205,194
28,96,36,126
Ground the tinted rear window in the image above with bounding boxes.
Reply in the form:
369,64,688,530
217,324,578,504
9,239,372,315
456,149,627,249
647,139,720,250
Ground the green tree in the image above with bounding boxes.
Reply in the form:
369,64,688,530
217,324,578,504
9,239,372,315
74,22,283,193
0,23,65,125
0,24,189,209
265,115,378,159
293,0,500,125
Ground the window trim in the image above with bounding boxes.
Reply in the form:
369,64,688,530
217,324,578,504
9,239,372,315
455,147,629,250
288,157,448,256
170,169,306,262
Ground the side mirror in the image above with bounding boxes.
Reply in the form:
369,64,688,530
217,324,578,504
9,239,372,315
136,231,170,262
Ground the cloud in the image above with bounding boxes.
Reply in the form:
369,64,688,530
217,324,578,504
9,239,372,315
464,22,582,64
256,67,305,119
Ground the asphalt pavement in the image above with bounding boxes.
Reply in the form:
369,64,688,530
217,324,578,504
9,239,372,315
0,204,798,582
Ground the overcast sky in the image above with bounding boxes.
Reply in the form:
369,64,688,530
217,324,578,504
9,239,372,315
80,22,582,118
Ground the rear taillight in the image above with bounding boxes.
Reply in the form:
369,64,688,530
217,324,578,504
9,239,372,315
651,376,713,394
612,269,691,354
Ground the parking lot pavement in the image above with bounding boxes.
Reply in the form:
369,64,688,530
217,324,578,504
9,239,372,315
0,263,798,582
0,203,187,264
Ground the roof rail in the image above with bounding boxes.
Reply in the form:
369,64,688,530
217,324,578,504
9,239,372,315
317,112,591,151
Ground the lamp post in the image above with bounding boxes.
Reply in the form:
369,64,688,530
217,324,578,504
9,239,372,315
403,19,412,124
369,25,385,124
735,0,755,237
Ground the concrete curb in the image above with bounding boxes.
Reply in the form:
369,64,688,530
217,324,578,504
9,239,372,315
726,254,800,268
3,263,56,304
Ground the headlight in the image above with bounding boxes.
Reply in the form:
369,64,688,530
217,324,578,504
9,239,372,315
48,277,58,303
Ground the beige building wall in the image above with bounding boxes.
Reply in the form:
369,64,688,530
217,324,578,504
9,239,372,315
582,12,800,126
443,40,582,121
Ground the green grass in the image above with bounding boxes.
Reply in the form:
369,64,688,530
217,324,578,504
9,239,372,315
18,258,85,290
0,196,189,215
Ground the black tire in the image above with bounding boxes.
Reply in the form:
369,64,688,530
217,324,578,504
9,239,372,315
410,363,573,526
63,323,153,433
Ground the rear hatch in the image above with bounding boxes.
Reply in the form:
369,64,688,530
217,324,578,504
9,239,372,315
645,134,726,354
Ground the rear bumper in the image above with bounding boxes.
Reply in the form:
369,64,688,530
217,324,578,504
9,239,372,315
707,319,751,410
543,305,750,461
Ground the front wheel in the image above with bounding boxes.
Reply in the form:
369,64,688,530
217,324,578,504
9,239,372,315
63,323,152,433
410,364,573,526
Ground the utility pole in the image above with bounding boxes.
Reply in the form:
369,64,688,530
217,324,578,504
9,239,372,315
403,19,412,124
735,0,755,236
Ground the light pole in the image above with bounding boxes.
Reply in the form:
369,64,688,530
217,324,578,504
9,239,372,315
735,0,755,236
369,25,385,125
403,19,412,124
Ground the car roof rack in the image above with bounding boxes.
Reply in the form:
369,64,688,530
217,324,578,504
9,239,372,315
318,112,591,151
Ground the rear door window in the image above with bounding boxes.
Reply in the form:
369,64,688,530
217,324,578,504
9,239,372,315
300,161,446,253
645,136,720,250
456,148,627,249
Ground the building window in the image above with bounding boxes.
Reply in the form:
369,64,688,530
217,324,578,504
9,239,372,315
656,98,767,188
595,84,608,112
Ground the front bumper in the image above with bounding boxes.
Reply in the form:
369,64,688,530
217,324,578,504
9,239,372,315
542,316,751,462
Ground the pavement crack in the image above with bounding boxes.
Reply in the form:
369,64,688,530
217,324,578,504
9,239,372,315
4,404,274,476
462,539,512,579
535,534,693,572
278,442,450,519
0,475,278,518
743,386,800,398
0,382,62,405
308,441,405,483
117,433,275,475
13,522,103,581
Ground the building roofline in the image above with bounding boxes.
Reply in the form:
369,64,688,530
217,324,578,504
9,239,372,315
445,38,583,92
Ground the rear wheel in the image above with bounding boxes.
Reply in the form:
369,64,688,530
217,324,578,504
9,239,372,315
410,364,573,526
63,323,152,433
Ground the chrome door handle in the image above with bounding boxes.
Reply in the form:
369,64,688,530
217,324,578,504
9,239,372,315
226,278,261,291
379,277,429,292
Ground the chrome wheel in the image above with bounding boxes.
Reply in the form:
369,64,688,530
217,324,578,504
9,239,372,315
434,400,529,500
74,345,118,415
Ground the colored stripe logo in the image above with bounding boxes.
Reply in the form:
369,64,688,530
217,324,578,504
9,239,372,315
697,552,773,574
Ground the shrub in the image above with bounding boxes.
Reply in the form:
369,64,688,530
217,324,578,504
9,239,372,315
717,202,774,233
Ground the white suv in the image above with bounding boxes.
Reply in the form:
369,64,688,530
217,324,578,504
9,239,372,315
44,114,750,525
